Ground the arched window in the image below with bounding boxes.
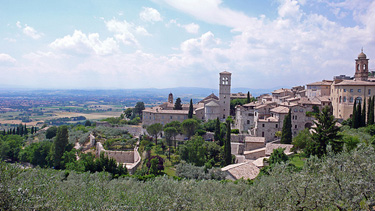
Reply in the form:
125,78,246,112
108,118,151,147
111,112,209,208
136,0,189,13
343,96,346,102
357,64,360,71
339,96,341,103
363,64,366,71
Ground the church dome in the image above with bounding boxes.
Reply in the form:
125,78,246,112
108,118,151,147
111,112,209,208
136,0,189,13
358,51,367,59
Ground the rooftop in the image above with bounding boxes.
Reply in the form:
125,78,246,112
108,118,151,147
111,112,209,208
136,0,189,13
270,106,290,114
221,161,260,180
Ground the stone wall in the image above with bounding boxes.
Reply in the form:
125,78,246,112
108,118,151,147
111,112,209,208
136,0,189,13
96,141,141,174
203,132,249,143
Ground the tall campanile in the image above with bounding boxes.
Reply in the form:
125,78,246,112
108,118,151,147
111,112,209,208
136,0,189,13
354,49,369,81
219,71,231,120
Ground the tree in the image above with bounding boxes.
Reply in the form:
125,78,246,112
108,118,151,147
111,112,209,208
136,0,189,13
134,102,145,119
214,118,222,145
224,117,232,166
280,109,292,144
146,155,164,175
357,102,362,128
46,126,58,139
361,99,366,127
188,99,194,119
124,108,133,119
181,119,199,140
164,127,178,159
307,106,341,157
247,91,251,103
146,123,163,145
53,125,69,169
352,100,358,128
84,120,92,127
164,121,182,133
179,136,206,166
291,128,312,153
368,97,374,125
174,98,182,110
268,148,289,165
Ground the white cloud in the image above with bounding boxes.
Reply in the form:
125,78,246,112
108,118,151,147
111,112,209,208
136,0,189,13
135,26,152,36
162,0,258,30
105,19,140,46
0,53,16,64
183,23,200,34
49,30,119,56
16,21,43,39
278,0,302,20
140,7,162,22
168,19,200,34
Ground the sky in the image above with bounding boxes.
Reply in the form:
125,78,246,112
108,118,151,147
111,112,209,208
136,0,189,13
0,0,374,90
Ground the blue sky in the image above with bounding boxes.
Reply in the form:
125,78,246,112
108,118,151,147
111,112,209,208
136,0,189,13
0,0,374,90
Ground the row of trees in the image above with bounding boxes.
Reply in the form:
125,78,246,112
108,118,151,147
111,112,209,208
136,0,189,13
2,124,38,136
351,96,375,128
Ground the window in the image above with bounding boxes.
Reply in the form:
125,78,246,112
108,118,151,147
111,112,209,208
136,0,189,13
356,97,362,104
170,116,173,119
349,97,353,103
343,96,346,102
369,89,371,95
276,124,278,128
339,96,341,103
262,132,264,137
350,89,354,93
358,89,361,93
294,108,298,112
262,124,265,127
299,109,303,112
247,120,250,124
295,116,297,120
344,89,346,92
295,125,297,129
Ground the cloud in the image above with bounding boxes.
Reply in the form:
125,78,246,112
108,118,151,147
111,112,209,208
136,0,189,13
168,19,199,34
49,30,119,56
105,18,140,46
162,0,258,30
0,53,16,65
16,21,43,39
135,26,152,36
140,7,162,22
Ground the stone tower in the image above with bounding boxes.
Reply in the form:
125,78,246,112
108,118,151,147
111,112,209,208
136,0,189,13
168,93,173,104
219,71,231,120
355,49,369,81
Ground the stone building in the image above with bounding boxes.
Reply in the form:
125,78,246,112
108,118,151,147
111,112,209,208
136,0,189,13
331,50,375,120
142,71,231,126
306,80,333,99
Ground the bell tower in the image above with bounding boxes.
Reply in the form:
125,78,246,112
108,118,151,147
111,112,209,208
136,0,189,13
355,49,369,81
219,71,231,120
168,93,173,104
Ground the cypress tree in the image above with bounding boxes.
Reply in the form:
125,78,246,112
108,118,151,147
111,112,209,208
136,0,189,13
371,96,375,125
2,129,5,135
214,117,222,145
224,118,232,166
53,125,69,169
362,99,366,127
367,97,373,125
24,124,28,135
188,99,193,119
352,100,357,128
247,91,251,103
281,109,292,144
356,102,362,128
12,128,15,135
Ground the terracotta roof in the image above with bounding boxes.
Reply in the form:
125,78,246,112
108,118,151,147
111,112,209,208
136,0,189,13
279,102,298,107
334,79,375,86
306,81,333,86
245,136,266,143
272,88,292,94
205,101,220,107
252,157,268,168
220,71,232,75
270,106,289,114
221,161,260,180
265,143,293,156
298,97,321,105
200,93,219,103
258,116,279,122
